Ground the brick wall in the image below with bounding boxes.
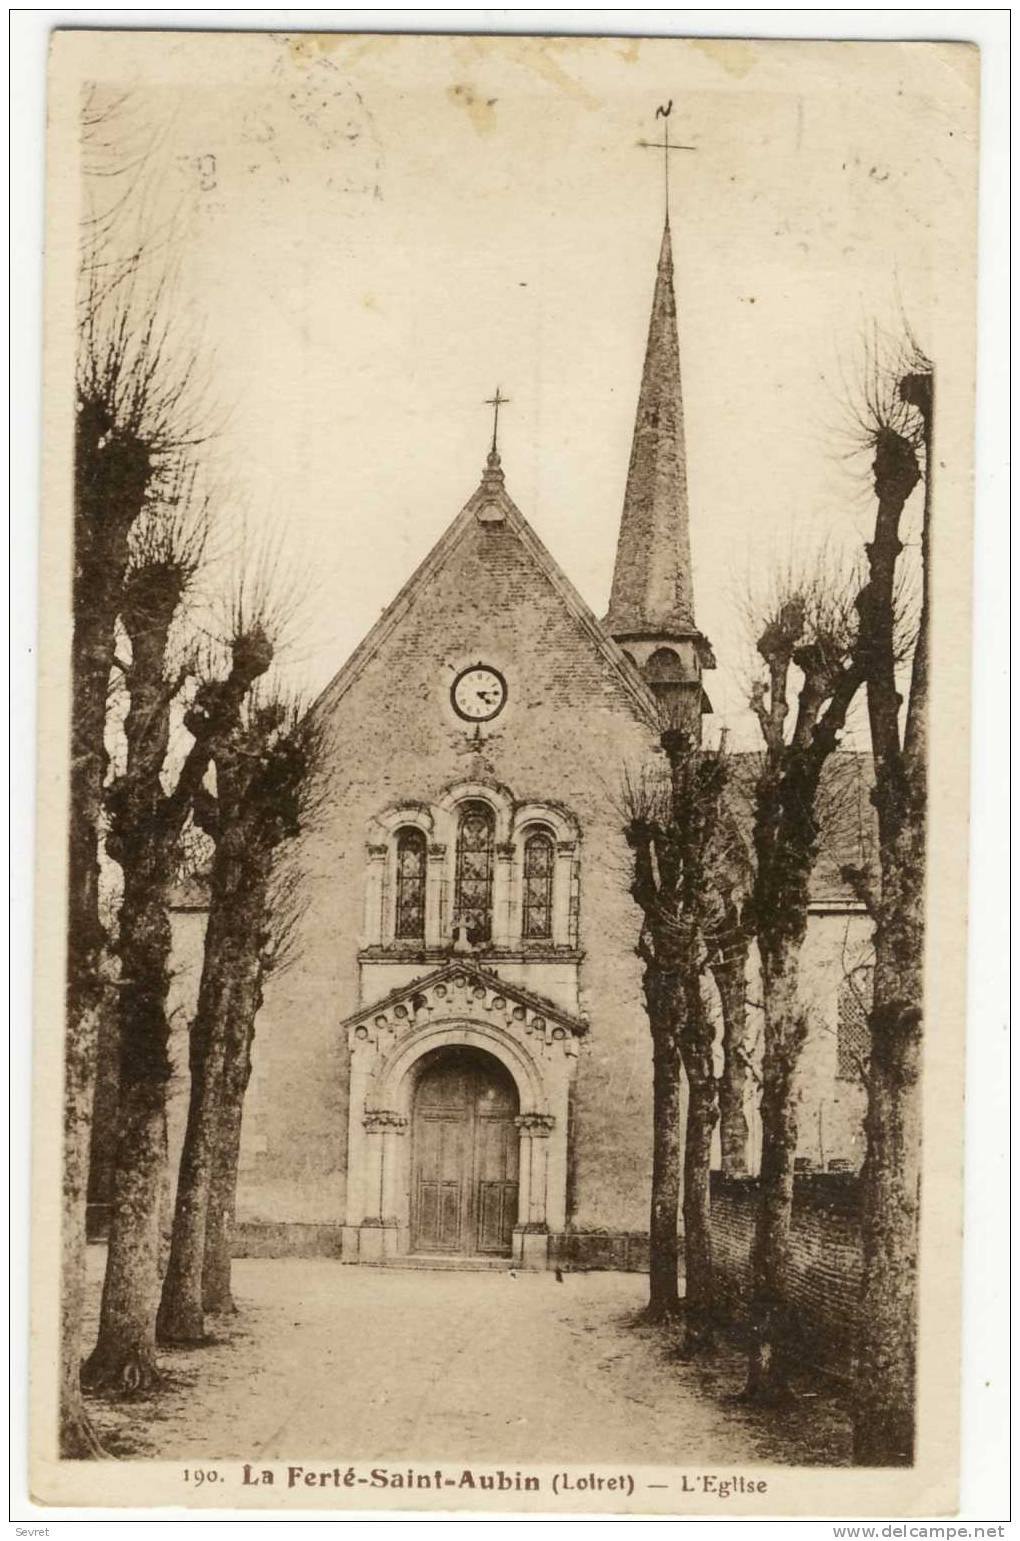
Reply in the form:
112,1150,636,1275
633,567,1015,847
710,1171,862,1375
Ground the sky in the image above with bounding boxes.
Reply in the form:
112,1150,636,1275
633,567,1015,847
74,31,977,747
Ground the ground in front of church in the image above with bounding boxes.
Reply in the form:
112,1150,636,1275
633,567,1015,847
83,1249,852,1468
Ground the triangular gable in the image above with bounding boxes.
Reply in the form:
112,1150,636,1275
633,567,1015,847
311,461,659,725
339,959,589,1039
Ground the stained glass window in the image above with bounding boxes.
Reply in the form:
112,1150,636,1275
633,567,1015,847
454,802,495,944
836,969,872,1079
522,831,554,941
395,828,427,940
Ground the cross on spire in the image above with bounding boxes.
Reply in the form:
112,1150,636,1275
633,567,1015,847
485,386,510,458
637,101,695,222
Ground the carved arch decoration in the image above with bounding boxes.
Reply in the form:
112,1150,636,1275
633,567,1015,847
366,801,435,841
434,778,515,846
341,962,583,1268
362,784,582,953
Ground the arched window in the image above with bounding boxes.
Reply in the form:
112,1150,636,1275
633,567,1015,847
454,801,495,944
522,830,555,941
836,968,872,1080
645,646,683,683
394,828,427,940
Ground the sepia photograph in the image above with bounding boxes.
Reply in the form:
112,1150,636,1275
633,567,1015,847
23,22,992,1519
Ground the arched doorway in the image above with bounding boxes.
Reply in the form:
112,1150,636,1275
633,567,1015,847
410,1046,519,1256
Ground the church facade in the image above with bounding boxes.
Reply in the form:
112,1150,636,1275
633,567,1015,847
212,219,871,1268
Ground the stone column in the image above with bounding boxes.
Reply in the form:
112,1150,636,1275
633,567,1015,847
554,841,576,946
513,1112,555,1269
358,1110,407,1261
493,842,515,947
425,843,446,947
363,844,388,947
543,1034,573,1232
342,1028,375,1257
380,1113,409,1240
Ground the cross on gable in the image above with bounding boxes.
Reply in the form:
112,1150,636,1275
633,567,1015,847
485,386,510,456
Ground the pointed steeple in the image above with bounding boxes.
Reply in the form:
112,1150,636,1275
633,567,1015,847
607,219,696,637
606,219,714,731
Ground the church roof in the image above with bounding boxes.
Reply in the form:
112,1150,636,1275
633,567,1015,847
605,219,701,645
311,449,659,725
338,959,590,1038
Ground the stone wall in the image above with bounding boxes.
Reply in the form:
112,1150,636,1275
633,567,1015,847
730,909,871,1179
710,1170,862,1376
241,497,661,1235
549,1230,650,1273
234,1221,344,1258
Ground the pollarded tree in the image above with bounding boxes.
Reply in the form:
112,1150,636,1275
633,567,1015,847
626,730,729,1347
709,918,752,1178
204,854,310,1318
158,674,319,1344
64,264,201,1451
625,757,683,1324
63,80,212,1448
705,792,755,1179
65,301,151,1455
843,342,931,1465
82,514,273,1394
744,566,865,1402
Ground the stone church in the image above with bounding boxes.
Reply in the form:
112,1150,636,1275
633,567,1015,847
159,218,872,1269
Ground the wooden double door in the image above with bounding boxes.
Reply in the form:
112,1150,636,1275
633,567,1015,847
411,1048,519,1256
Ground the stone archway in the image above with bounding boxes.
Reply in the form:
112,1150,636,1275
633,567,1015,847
340,963,582,1270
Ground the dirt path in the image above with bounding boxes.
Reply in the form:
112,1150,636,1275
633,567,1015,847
83,1250,851,1466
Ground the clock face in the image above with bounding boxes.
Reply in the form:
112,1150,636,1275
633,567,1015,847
451,665,508,722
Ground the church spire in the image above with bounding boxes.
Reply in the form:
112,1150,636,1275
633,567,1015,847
606,217,696,638
605,212,714,731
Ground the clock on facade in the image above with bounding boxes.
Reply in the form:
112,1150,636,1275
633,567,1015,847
450,664,508,722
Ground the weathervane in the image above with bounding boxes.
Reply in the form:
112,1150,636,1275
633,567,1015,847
637,101,696,221
485,386,510,458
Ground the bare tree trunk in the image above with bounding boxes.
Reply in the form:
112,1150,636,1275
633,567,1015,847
628,734,732,1328
851,377,930,1465
203,1117,242,1314
678,973,719,1354
84,1086,168,1391
81,556,182,1394
81,629,184,1379
712,922,751,1176
85,605,272,1384
159,889,258,1341
61,985,108,1455
83,870,174,1392
86,1006,120,1214
854,854,922,1464
203,1090,245,1315
745,574,866,1404
62,414,150,1448
64,632,110,1447
161,691,309,1337
155,997,229,1342
646,1018,683,1321
745,952,806,1402
203,1007,256,1313
204,956,260,1315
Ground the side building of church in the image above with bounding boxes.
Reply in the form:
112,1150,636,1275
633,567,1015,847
158,220,873,1268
